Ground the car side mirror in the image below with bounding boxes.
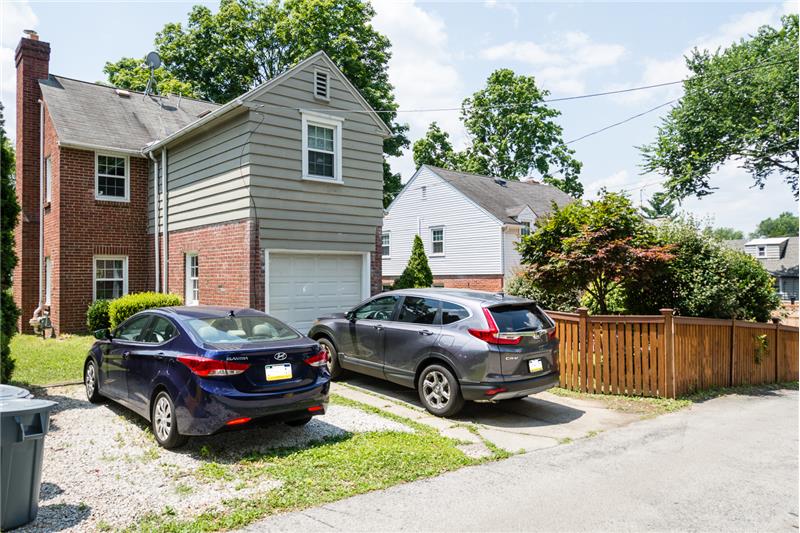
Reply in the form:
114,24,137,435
94,328,112,340
345,311,356,322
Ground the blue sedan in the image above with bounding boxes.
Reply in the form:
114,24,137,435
84,306,330,448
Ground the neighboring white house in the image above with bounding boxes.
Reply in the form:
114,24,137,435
382,165,573,290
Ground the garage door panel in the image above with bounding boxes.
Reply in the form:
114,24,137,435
269,253,364,332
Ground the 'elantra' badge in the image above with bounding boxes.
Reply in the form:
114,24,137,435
274,352,288,361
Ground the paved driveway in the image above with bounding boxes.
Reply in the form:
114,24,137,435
243,388,799,532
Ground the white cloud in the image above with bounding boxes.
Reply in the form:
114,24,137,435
372,0,465,181
484,0,520,29
611,5,788,105
480,32,626,95
1,0,39,141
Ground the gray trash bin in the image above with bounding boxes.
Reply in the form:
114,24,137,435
0,385,57,530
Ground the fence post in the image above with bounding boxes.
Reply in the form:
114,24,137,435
772,317,781,383
660,309,675,398
577,307,589,393
730,318,737,387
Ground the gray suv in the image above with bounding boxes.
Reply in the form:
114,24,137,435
308,288,559,416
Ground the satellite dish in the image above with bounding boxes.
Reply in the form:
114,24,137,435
145,51,162,70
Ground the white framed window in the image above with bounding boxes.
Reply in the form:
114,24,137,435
45,156,52,203
430,226,445,256
301,111,343,183
757,246,766,258
520,221,531,236
93,255,128,301
185,253,199,306
95,153,129,202
313,68,330,100
45,257,52,305
381,232,391,258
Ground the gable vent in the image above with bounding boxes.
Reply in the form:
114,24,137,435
314,69,330,100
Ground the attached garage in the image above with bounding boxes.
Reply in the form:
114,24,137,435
266,252,369,333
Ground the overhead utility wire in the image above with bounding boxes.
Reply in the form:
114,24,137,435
565,99,678,144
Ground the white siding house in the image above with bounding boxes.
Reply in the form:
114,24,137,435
383,166,573,290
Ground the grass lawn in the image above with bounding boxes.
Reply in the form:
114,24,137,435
131,394,498,532
9,334,95,387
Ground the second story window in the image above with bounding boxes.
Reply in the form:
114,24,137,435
301,111,343,183
520,221,531,236
431,227,444,255
757,246,766,258
96,154,129,202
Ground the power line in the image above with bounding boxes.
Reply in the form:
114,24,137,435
565,99,677,144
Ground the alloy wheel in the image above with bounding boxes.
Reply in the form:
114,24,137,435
422,370,451,408
154,396,173,442
85,363,96,398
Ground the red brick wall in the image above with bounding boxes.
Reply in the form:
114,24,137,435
13,37,49,332
372,226,383,296
382,274,505,292
162,220,261,309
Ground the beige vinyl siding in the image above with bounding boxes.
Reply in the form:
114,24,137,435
148,110,252,233
246,56,385,253
382,167,503,277
744,244,782,259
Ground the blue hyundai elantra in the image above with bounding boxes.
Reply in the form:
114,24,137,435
84,306,330,448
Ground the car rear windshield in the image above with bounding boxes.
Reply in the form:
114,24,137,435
489,304,551,333
184,315,299,344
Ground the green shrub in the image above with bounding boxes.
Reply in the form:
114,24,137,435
86,299,112,332
394,235,433,289
1,104,20,383
108,292,182,328
506,270,581,312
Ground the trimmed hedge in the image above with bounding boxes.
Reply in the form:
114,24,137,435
86,299,111,332
108,292,183,329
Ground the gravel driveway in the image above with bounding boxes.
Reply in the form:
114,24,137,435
18,385,410,532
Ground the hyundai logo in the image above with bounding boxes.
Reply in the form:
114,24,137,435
274,352,288,361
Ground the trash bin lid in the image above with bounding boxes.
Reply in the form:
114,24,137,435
0,398,57,417
0,384,33,401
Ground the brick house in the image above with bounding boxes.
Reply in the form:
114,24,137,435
381,165,573,290
14,33,389,335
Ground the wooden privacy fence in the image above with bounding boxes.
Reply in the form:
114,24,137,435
547,308,799,398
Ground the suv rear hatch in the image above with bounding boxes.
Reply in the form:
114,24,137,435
485,303,557,382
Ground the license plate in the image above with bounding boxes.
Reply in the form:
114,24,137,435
265,363,292,381
528,358,544,373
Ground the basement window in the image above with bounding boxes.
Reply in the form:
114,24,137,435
96,153,129,202
93,256,128,301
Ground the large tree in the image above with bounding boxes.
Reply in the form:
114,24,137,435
751,211,799,238
641,190,676,219
461,69,583,197
412,122,456,169
641,15,799,199
706,227,744,240
1,104,20,382
104,0,408,206
517,191,672,313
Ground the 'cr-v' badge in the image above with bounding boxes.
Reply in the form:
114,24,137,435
274,352,288,361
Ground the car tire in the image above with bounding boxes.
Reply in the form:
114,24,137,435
417,364,464,417
285,416,312,427
318,337,345,380
151,391,188,449
84,359,103,404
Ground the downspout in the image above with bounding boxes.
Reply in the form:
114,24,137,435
31,99,45,321
148,151,160,292
161,148,168,293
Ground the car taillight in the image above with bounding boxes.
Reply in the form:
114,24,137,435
177,355,250,377
485,387,508,397
468,308,522,345
304,348,328,368
226,417,251,426
547,327,557,341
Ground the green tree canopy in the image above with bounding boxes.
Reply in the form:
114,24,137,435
641,15,799,199
412,122,456,169
1,103,20,382
751,211,799,238
103,58,198,97
705,227,744,240
394,235,433,289
104,0,409,206
517,191,673,313
641,190,677,219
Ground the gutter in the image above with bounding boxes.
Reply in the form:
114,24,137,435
58,140,142,156
161,148,168,292
147,151,160,292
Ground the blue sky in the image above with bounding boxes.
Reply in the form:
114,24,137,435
2,0,797,233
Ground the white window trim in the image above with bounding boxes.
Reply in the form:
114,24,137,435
95,152,130,202
45,156,52,204
430,226,445,257
301,110,343,184
185,253,199,306
757,246,766,258
92,255,128,301
313,68,331,101
381,231,391,259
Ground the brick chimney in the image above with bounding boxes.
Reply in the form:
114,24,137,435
13,33,50,332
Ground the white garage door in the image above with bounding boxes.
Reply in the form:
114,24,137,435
268,253,364,333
